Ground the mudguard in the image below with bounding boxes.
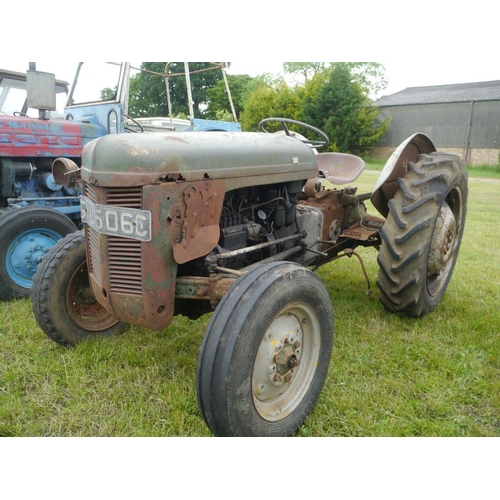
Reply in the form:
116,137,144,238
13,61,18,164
371,133,436,218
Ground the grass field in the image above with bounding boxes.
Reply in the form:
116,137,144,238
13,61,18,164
0,167,499,437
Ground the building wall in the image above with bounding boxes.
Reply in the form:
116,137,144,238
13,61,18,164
374,100,500,166
370,146,499,166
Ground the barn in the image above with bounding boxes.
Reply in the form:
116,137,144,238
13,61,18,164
372,80,500,166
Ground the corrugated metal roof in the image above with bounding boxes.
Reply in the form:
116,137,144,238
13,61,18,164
374,80,500,106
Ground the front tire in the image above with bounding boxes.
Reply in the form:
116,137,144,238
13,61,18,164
0,207,77,300
197,261,334,437
31,231,126,346
377,153,468,317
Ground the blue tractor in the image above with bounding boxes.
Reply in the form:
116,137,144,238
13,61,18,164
0,62,240,299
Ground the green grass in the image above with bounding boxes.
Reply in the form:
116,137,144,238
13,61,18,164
467,165,500,178
1,172,499,437
364,158,500,179
363,157,386,170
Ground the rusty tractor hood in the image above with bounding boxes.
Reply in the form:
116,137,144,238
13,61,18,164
81,131,319,189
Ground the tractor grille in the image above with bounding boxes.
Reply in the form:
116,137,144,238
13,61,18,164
108,237,142,294
87,220,102,283
84,184,143,296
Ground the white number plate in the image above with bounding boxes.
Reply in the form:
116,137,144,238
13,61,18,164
80,196,151,242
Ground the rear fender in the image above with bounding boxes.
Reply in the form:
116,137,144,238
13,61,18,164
370,133,436,218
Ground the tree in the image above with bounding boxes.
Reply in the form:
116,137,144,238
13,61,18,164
300,64,389,155
341,62,388,98
239,78,303,131
128,63,169,118
100,87,116,100
205,74,254,121
128,62,227,118
284,62,387,98
283,62,327,82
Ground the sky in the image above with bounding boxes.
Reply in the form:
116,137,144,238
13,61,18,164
3,0,497,99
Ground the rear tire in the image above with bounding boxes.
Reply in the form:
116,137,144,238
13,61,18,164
197,261,334,436
377,153,468,317
31,231,126,346
0,207,77,300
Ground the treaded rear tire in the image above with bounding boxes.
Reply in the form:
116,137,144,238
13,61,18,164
377,152,468,317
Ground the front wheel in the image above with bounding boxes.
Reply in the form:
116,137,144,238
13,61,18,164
377,152,468,317
0,206,78,300
197,261,334,436
31,231,126,346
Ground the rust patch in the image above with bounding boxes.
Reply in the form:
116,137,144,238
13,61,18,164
340,216,385,241
173,180,225,264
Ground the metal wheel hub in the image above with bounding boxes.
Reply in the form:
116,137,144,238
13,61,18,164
7,229,60,285
66,261,118,332
428,201,457,277
273,337,301,382
24,243,49,269
253,314,303,400
251,302,321,422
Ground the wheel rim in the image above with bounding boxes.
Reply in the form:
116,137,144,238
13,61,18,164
427,188,463,297
66,260,120,331
252,302,321,422
5,228,62,289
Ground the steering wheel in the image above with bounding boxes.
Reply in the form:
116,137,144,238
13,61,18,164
124,114,144,133
259,117,329,148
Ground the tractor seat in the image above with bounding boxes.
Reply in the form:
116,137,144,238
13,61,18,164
316,152,365,185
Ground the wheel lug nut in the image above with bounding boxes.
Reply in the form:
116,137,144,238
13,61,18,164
293,340,301,349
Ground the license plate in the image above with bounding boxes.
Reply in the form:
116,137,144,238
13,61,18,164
80,196,151,242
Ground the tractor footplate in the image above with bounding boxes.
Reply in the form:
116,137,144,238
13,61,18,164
340,216,384,241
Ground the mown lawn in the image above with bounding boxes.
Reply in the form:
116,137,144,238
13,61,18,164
0,168,498,437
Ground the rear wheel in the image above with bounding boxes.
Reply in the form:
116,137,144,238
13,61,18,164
0,206,77,300
31,231,126,346
377,153,468,317
197,261,334,436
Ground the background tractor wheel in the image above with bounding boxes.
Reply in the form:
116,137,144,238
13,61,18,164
377,153,468,317
0,206,77,300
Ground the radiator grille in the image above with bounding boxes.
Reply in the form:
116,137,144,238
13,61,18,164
108,237,143,294
84,184,143,296
105,189,142,208
84,183,98,203
87,224,101,283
